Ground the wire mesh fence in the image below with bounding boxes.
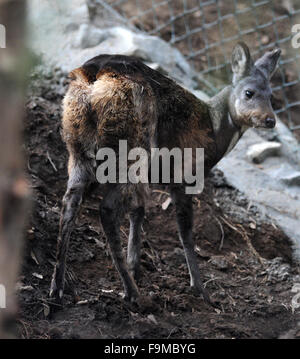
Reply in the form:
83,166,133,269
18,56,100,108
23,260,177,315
93,0,300,137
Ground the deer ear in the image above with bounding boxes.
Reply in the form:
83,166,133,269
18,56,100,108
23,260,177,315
231,42,253,84
255,48,281,79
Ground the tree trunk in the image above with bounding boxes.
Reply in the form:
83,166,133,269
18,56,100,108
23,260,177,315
0,0,29,338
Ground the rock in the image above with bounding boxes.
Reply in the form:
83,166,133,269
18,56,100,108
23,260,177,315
147,314,158,325
266,257,290,282
173,247,185,257
191,89,211,102
291,283,300,293
132,32,190,73
282,0,295,13
73,24,108,48
249,222,256,229
247,141,281,163
280,171,300,186
217,128,300,260
209,256,229,270
261,35,270,45
28,0,89,48
275,120,300,166
293,275,300,283
32,272,43,280
29,16,198,90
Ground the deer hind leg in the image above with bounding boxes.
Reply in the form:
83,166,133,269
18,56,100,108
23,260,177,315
171,186,211,304
127,206,145,281
50,162,89,303
100,185,139,302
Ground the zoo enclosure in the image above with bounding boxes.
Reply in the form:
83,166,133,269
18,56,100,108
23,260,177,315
92,0,300,137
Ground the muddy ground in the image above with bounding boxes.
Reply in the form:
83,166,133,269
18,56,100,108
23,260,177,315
15,68,300,339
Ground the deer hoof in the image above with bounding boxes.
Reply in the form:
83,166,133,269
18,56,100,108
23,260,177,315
190,284,217,307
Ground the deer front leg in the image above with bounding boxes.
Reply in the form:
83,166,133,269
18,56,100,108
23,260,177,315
50,163,89,303
171,186,211,304
127,206,145,281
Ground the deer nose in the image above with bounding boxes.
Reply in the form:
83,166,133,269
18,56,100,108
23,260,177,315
265,117,276,128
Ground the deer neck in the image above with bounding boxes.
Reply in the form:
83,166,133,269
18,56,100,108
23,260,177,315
208,85,248,160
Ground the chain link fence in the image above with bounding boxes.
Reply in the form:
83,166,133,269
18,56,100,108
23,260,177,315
92,0,300,138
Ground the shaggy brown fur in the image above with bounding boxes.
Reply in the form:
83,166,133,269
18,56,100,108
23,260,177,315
63,56,217,183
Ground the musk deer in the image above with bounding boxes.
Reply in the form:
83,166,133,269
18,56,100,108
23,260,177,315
50,42,281,305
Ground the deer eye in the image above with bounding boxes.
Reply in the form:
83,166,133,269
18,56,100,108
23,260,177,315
245,90,255,99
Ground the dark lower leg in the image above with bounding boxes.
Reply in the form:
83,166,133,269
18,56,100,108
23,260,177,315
171,187,211,304
100,188,139,301
127,206,145,280
50,166,88,303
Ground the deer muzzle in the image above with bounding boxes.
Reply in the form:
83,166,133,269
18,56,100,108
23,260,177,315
264,117,276,128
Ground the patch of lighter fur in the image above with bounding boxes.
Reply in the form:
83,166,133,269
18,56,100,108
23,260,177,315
211,113,222,133
91,77,117,106
224,106,249,156
235,98,242,118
